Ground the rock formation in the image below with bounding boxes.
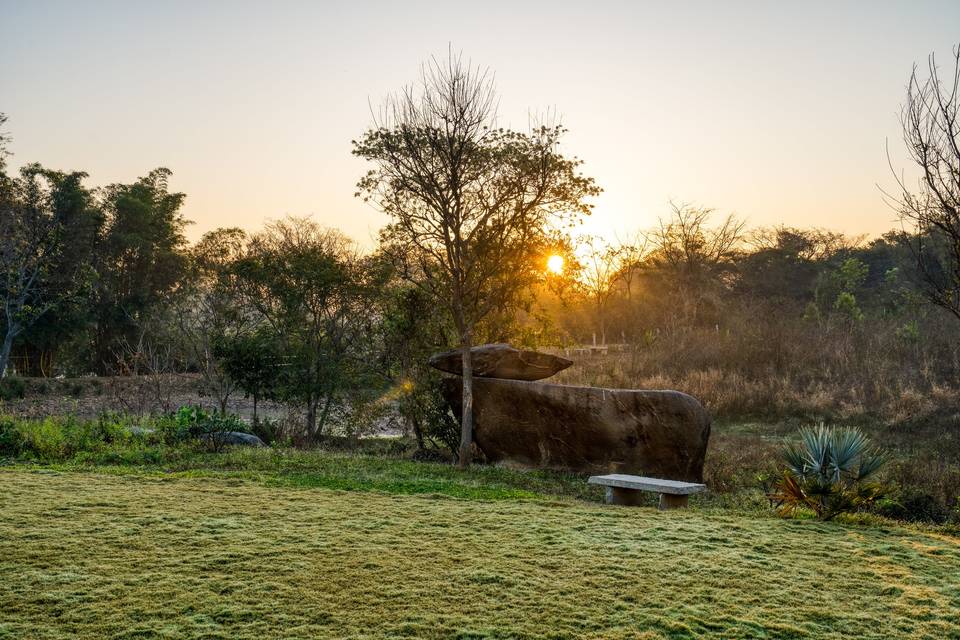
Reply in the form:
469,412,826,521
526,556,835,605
428,343,572,381
433,344,710,482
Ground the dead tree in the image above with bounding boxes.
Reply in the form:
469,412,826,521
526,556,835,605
890,44,960,321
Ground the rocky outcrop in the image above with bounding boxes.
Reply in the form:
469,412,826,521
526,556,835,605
444,379,710,481
433,343,711,482
428,343,572,381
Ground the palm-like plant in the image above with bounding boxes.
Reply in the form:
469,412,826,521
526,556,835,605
770,424,887,520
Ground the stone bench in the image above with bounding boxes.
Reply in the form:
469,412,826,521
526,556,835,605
588,474,706,510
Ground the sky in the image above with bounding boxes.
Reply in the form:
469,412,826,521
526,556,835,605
2,1,958,246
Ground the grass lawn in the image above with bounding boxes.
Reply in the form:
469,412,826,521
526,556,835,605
2,469,959,639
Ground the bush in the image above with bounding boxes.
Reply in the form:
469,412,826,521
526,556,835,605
0,377,26,402
876,490,951,524
770,424,887,521
250,417,277,445
165,405,249,452
0,416,24,456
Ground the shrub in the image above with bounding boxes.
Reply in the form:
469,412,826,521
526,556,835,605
0,377,26,402
770,424,887,520
0,416,24,456
876,490,950,524
251,417,277,445
168,405,249,452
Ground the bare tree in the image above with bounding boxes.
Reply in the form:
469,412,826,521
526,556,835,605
648,202,745,325
353,52,599,465
613,231,651,304
889,44,960,321
577,235,624,345
0,113,10,173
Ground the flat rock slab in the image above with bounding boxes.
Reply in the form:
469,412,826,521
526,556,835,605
429,343,572,381
588,474,707,495
443,378,710,482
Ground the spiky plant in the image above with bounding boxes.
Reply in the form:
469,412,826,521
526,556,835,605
770,424,887,521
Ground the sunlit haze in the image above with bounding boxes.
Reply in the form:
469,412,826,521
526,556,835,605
2,0,958,245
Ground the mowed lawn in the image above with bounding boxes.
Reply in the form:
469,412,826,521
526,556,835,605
1,470,959,640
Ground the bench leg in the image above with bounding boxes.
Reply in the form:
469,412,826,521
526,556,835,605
658,494,689,510
606,486,645,506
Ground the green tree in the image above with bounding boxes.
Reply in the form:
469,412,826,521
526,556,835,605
15,167,103,375
233,218,377,441
0,165,99,377
94,168,188,372
214,327,281,428
174,228,250,413
353,52,599,465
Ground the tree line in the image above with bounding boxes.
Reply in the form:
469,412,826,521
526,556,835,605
2,45,959,459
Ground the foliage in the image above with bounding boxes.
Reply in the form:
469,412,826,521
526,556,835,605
172,227,250,412
213,327,281,426
1,414,131,460
94,168,188,372
0,376,26,401
0,415,23,456
0,165,99,377
231,218,379,441
770,424,887,520
354,52,599,464
877,490,951,524
157,405,249,452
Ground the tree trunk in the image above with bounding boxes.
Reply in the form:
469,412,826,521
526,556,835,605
0,324,18,379
252,393,259,426
458,331,474,467
316,394,334,442
306,400,318,442
410,415,425,451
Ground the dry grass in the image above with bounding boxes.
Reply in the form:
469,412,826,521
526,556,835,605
2,469,959,639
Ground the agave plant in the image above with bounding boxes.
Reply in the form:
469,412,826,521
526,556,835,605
770,424,887,521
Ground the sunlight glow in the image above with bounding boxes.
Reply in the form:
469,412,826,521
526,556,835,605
547,254,565,275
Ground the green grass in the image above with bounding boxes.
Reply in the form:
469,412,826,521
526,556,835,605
2,469,959,639
9,446,604,502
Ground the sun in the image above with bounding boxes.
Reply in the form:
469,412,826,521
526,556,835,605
547,254,564,275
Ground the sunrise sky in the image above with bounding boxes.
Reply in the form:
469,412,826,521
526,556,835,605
2,1,958,245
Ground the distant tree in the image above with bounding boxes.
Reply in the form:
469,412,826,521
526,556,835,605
737,227,856,303
174,228,250,413
353,52,599,465
15,167,103,375
648,203,744,326
576,235,623,345
890,44,960,322
232,218,376,441
0,165,97,378
0,113,10,173
214,327,281,428
94,168,189,372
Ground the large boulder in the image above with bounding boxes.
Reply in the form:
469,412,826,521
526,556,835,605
200,431,266,447
443,378,710,482
429,343,572,381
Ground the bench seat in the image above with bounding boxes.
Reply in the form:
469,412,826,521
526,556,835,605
588,474,706,509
